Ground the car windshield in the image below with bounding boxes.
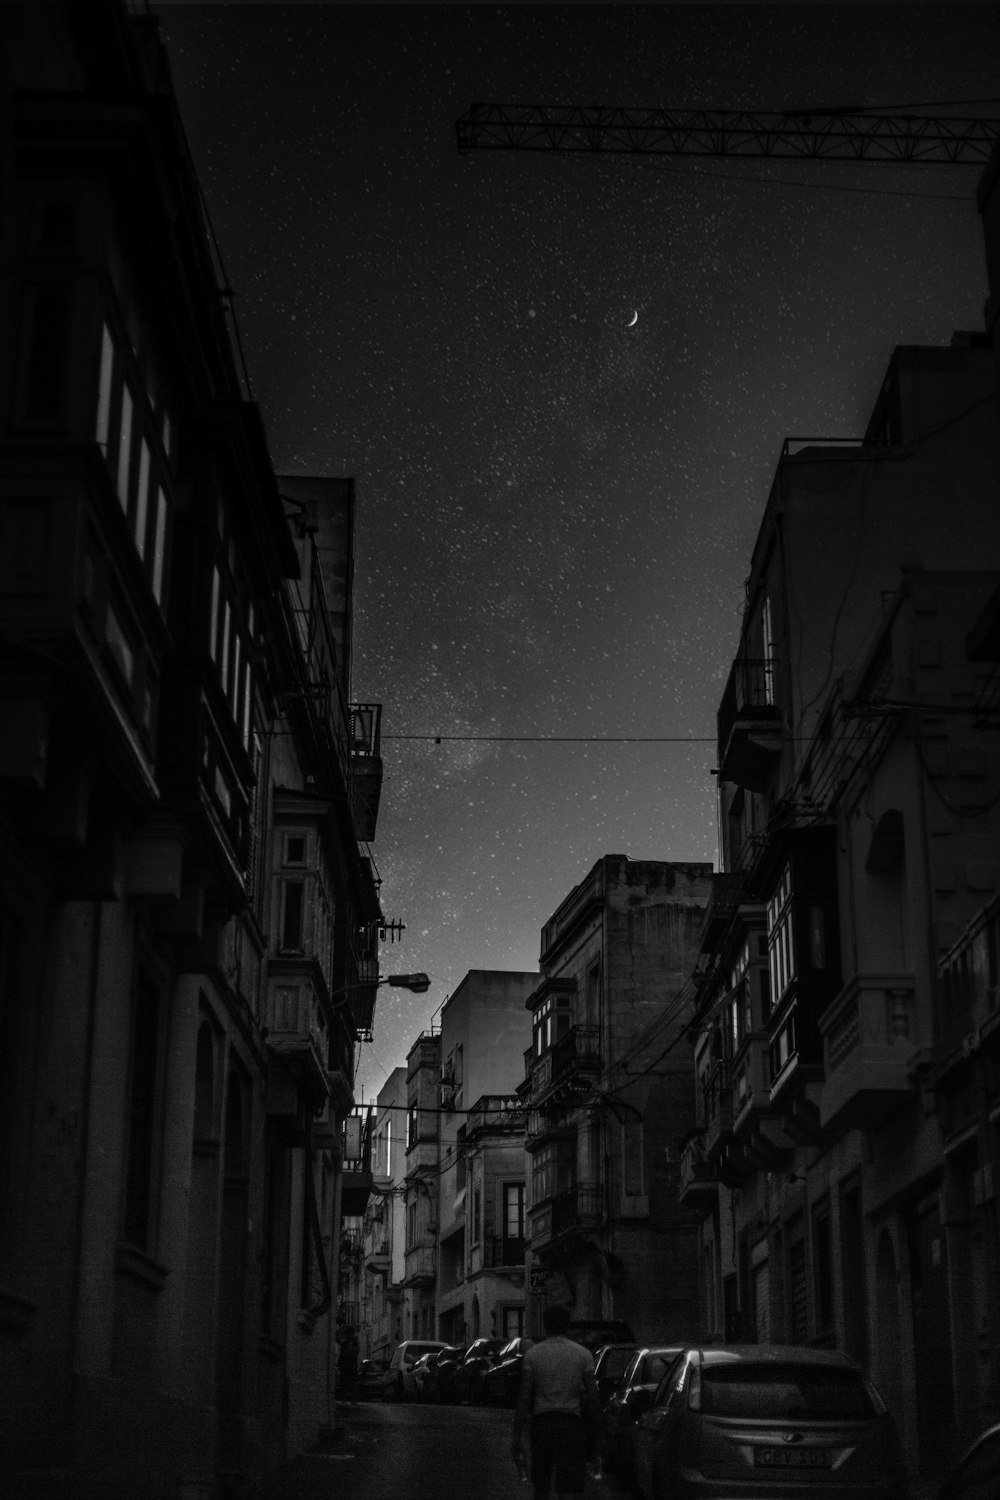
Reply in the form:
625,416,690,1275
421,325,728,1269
698,1362,880,1420
600,1348,637,1383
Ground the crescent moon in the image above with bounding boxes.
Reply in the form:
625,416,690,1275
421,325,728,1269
627,309,638,327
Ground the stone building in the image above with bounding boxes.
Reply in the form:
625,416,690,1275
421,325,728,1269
0,4,387,1493
681,327,1000,1487
399,972,537,1346
357,1067,408,1365
523,857,713,1341
434,970,537,1346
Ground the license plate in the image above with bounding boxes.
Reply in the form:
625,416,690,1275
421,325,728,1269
755,1447,831,1468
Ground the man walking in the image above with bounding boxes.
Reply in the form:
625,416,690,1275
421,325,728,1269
511,1305,602,1499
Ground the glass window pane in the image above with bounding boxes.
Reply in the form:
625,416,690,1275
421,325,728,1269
96,323,114,452
134,438,150,558
116,383,133,510
151,488,167,605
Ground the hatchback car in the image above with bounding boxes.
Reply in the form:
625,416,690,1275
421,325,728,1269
936,1422,1000,1500
593,1342,642,1408
356,1357,392,1401
603,1345,685,1474
386,1339,450,1401
453,1336,506,1404
629,1344,907,1500
481,1336,535,1407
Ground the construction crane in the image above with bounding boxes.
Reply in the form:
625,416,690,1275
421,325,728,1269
455,103,1000,165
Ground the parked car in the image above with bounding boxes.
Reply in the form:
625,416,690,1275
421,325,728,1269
936,1422,1000,1500
431,1343,470,1403
413,1344,465,1403
386,1339,451,1401
453,1336,506,1404
356,1357,392,1401
629,1344,907,1500
603,1345,685,1474
568,1318,636,1354
593,1342,642,1408
409,1349,440,1401
481,1336,535,1406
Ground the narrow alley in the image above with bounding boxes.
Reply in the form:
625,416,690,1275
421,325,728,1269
249,1403,617,1500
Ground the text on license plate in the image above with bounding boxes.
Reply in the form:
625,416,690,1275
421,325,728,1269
755,1448,831,1468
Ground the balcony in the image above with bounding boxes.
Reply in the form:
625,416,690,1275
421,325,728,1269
350,702,383,842
364,1239,390,1274
0,459,167,827
717,655,782,792
678,1136,718,1207
701,1060,733,1162
485,1235,526,1269
466,1094,524,1136
698,873,752,957
818,973,918,1135
768,994,825,1109
403,1245,435,1286
528,1050,553,1105
731,1037,771,1135
551,1181,601,1237
551,1025,601,1087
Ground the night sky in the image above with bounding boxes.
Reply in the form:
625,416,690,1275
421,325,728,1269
157,3,999,1101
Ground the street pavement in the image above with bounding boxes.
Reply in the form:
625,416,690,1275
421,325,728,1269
247,1400,612,1500
246,1400,941,1500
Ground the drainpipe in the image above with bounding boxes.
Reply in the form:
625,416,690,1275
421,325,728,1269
68,900,103,1465
323,1138,345,1439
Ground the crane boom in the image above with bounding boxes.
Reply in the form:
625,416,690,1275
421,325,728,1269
456,103,1000,165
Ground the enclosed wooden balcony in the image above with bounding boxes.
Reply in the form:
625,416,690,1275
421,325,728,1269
818,973,918,1135
403,1245,435,1286
349,701,383,841
717,654,782,791
678,1135,718,1207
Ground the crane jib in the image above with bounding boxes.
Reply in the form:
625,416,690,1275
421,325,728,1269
455,103,1000,165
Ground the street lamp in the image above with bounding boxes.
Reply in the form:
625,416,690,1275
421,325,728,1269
331,971,430,1007
382,972,430,993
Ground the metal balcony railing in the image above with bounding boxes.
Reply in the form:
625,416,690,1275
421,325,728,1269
551,1025,601,1084
551,1181,601,1236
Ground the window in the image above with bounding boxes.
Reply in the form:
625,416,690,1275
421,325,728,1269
502,1306,525,1338
406,1102,418,1150
767,863,796,1005
503,1182,525,1241
531,1141,574,1204
208,513,255,751
472,1183,482,1244
407,1200,417,1248
586,961,600,1024
761,593,775,705
533,994,571,1057
92,319,173,609
285,835,306,866
622,1117,645,1197
123,969,162,1251
281,881,304,950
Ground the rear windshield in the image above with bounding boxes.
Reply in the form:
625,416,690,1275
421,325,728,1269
699,1363,880,1420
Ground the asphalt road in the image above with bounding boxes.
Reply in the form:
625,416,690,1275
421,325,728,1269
248,1401,619,1500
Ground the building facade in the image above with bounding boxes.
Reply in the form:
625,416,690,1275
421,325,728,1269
0,4,387,1494
357,1067,408,1364
434,970,537,1346
682,334,1000,1485
523,857,713,1341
